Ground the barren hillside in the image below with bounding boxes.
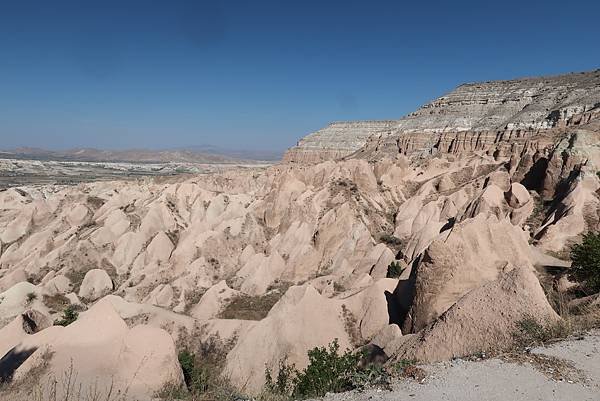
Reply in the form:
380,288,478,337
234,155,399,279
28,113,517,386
1,70,600,400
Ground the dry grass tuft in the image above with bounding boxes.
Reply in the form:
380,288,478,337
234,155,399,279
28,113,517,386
42,294,71,313
501,352,586,383
0,358,137,401
218,291,284,321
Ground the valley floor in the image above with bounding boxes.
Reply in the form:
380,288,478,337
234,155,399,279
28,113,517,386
320,330,600,401
0,157,269,189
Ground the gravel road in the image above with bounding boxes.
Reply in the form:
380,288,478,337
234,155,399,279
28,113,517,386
318,331,600,401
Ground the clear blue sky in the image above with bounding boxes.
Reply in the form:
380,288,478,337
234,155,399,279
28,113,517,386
1,0,599,152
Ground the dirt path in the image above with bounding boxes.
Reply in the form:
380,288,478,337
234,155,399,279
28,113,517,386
321,330,600,401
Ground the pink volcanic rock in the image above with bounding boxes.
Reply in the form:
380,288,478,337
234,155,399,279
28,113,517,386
1,299,182,401
387,266,558,362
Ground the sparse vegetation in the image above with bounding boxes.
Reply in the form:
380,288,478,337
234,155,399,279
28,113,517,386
64,269,89,294
43,294,71,313
158,336,239,401
349,362,390,390
178,349,210,394
263,357,297,400
524,193,547,236
54,305,79,327
207,257,220,269
333,282,345,293
86,195,106,210
386,261,405,279
379,233,402,246
266,280,292,294
513,315,572,348
332,178,358,194
341,305,361,347
0,358,134,401
26,291,38,304
392,358,425,381
523,276,600,347
265,339,358,399
166,228,180,247
395,361,426,382
219,292,283,320
183,288,206,313
263,339,390,400
570,232,600,292
393,358,416,371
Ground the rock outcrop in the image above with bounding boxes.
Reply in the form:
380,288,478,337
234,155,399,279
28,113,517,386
0,299,182,401
359,70,600,159
402,215,535,333
285,70,600,163
79,269,114,301
225,279,396,393
385,266,559,362
283,121,395,163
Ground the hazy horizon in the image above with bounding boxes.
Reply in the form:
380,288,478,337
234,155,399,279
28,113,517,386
0,142,286,155
2,0,600,152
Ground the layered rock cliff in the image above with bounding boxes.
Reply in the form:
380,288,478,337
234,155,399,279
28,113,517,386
285,70,600,163
362,70,600,159
283,120,396,163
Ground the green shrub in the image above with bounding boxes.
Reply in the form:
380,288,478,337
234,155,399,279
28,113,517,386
54,306,79,326
42,294,70,313
178,349,212,394
379,234,402,246
178,350,196,389
264,339,388,400
265,357,297,397
293,340,360,398
570,232,600,292
26,292,37,303
386,261,405,279
348,363,389,390
160,337,238,401
393,358,416,372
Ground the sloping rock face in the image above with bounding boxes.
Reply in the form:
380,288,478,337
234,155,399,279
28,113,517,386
283,121,396,163
0,299,182,401
225,279,396,393
402,215,535,333
398,71,599,132
384,266,559,362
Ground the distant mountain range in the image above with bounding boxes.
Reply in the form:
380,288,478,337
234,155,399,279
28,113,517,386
0,146,282,164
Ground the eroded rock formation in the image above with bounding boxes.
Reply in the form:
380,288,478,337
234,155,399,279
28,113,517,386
283,121,396,163
1,69,600,399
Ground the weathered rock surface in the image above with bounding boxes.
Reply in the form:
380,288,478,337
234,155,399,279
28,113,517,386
78,269,114,301
360,70,600,160
0,299,182,401
225,279,396,393
0,69,599,398
402,215,535,333
386,266,559,362
285,70,600,163
283,121,395,163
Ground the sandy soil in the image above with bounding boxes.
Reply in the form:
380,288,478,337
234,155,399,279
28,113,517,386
319,330,600,401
